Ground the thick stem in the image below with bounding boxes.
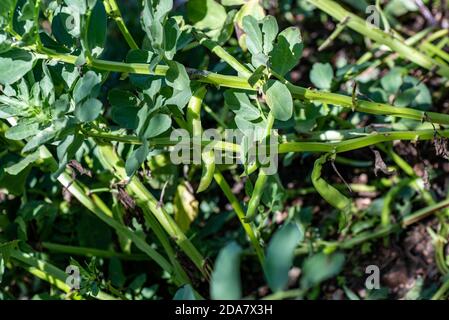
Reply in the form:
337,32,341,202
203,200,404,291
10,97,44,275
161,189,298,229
95,142,210,280
42,242,149,261
34,47,449,126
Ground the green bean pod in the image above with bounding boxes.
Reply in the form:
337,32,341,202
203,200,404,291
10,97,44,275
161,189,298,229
186,86,215,193
197,149,216,193
311,154,352,212
244,169,269,222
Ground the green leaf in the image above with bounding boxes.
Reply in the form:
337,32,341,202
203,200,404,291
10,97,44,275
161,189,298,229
264,80,293,121
263,223,303,292
187,0,227,40
0,0,18,26
0,240,19,262
5,120,39,140
108,257,126,288
73,71,101,103
125,141,149,177
210,242,242,300
126,49,160,86
163,17,181,60
0,165,30,195
5,150,40,175
235,116,266,141
60,64,80,90
380,67,404,94
270,27,303,76
51,12,75,48
395,87,419,107
0,49,35,85
153,0,173,21
310,62,334,90
173,284,196,300
22,125,58,153
87,0,107,57
142,0,173,51
142,113,172,139
55,133,84,177
261,16,278,55
109,89,140,129
242,15,263,56
300,252,345,289
166,61,190,92
398,76,432,110
75,97,103,122
165,61,192,109
224,90,260,121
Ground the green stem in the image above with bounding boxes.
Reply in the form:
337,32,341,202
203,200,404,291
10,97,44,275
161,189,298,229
244,112,275,222
31,47,449,125
194,32,253,79
83,129,240,152
103,0,139,50
96,142,210,280
42,242,149,261
279,129,449,154
85,128,449,157
213,171,265,265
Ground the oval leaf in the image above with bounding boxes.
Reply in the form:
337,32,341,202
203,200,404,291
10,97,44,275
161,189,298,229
264,80,293,121
263,222,303,292
300,252,345,290
0,49,35,85
74,97,103,122
142,113,172,139
210,242,242,299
